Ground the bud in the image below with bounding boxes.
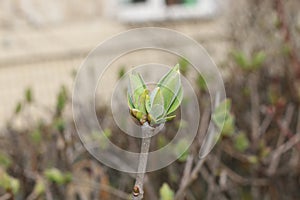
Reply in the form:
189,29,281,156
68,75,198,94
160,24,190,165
127,64,183,126
127,72,149,124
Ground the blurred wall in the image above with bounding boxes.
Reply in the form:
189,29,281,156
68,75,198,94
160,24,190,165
0,0,231,129
0,0,104,28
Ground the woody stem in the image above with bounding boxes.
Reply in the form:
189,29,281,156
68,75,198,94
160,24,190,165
132,122,154,200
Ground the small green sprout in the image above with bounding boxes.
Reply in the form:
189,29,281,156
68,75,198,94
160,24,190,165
212,99,235,136
232,50,266,71
159,183,175,200
127,64,183,126
44,168,72,185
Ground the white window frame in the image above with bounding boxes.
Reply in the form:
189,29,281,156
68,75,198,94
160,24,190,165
116,0,218,23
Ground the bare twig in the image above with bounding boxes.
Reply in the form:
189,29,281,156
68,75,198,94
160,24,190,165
259,108,274,136
272,134,300,157
275,0,300,102
267,131,300,175
199,164,226,200
45,184,53,200
174,108,212,200
221,143,252,163
144,176,158,200
275,0,300,73
174,94,222,199
0,194,12,200
174,158,205,200
296,107,300,134
132,123,155,200
72,178,129,200
267,104,296,175
178,155,194,190
249,73,260,142
202,153,269,189
197,108,211,147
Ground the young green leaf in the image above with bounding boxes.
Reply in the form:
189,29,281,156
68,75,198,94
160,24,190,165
157,64,183,115
213,99,231,126
25,87,33,103
128,72,147,110
166,87,183,115
127,72,149,123
118,66,126,79
252,51,266,69
32,178,45,196
174,139,189,162
232,51,249,70
56,86,68,116
137,89,149,114
148,87,165,122
0,169,20,194
159,183,174,200
15,102,22,114
234,132,250,152
44,168,72,185
178,58,189,76
196,75,207,91
0,153,11,169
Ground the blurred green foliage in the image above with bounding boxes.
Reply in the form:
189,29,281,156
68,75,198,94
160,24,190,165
232,50,266,71
0,169,20,194
25,87,33,103
44,168,72,185
56,85,68,116
234,132,250,152
212,99,235,136
159,183,174,200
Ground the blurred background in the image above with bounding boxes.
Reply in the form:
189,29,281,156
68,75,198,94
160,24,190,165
1,0,300,199
0,0,227,128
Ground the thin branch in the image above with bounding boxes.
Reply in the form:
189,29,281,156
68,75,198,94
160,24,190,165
296,107,300,134
275,0,300,72
132,123,155,200
249,73,260,142
275,0,300,102
272,134,300,157
174,107,212,200
259,108,274,137
0,194,12,200
267,104,296,175
267,131,300,175
199,164,226,200
174,158,205,200
45,183,53,200
143,176,158,200
179,155,194,189
72,178,129,200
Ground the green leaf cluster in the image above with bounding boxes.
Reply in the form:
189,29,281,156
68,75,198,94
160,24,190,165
56,86,68,116
14,87,34,115
232,50,266,71
127,64,183,126
0,169,20,194
0,153,11,169
44,168,72,185
174,139,189,162
178,58,189,76
32,178,46,196
212,99,235,136
159,183,174,200
234,132,250,152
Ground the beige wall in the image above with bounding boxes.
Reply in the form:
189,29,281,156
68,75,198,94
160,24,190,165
0,0,104,28
0,1,231,129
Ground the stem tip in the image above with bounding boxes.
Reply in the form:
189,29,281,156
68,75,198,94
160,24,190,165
133,185,140,197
